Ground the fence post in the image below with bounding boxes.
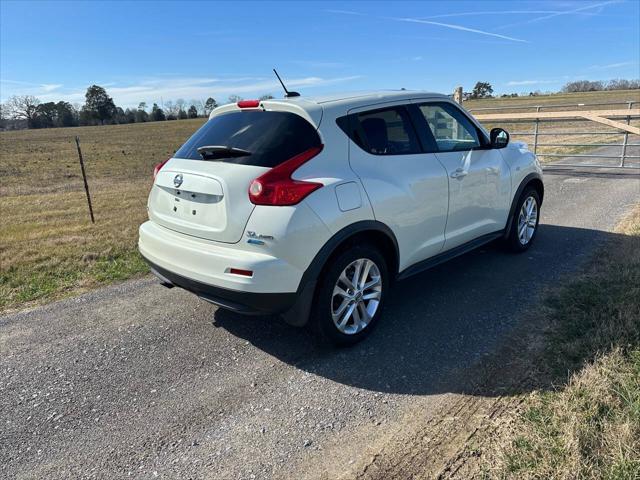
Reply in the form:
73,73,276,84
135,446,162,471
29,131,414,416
533,106,541,155
453,86,463,105
74,136,95,224
620,101,632,167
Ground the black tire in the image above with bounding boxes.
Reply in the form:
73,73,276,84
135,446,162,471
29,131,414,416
309,244,388,346
504,187,541,252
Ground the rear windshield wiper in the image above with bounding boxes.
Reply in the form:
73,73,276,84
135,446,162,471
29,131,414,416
197,145,252,160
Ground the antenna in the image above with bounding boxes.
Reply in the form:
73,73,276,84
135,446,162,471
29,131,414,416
273,69,300,98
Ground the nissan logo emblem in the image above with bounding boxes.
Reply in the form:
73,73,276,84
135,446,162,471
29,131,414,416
173,174,183,188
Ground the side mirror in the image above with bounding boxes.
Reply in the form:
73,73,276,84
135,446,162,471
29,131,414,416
490,128,509,148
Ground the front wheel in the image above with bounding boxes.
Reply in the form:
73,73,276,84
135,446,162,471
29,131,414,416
310,245,388,346
505,188,541,252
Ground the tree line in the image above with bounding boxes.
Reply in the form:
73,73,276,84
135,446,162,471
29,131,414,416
0,84,275,130
463,77,639,100
2,78,637,130
561,78,640,93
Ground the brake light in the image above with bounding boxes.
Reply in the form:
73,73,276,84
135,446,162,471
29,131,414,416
237,100,260,108
248,145,324,206
153,158,170,180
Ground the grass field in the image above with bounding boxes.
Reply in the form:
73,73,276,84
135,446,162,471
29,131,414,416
1,89,639,313
483,206,640,479
463,88,639,111
0,119,205,312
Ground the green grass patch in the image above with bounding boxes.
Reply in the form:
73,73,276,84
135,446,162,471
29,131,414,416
493,208,640,480
0,247,147,311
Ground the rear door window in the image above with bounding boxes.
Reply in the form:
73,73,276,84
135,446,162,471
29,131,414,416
174,111,321,168
338,106,421,155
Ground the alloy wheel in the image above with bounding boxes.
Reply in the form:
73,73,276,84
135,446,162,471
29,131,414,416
517,196,538,245
331,258,382,335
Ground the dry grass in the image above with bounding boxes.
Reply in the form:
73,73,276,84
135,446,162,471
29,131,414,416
0,119,206,312
485,206,640,479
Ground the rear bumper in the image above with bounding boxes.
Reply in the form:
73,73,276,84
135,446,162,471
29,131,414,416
143,257,297,315
138,220,304,293
138,220,304,315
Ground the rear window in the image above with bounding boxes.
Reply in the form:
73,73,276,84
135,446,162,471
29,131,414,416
174,111,321,168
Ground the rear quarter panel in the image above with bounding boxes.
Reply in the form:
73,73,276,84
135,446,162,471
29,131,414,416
294,110,376,235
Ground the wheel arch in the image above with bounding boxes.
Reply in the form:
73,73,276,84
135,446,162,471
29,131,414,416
283,221,399,327
301,221,400,287
527,177,544,204
504,172,544,239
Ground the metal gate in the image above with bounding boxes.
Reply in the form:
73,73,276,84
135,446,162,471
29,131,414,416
467,100,640,169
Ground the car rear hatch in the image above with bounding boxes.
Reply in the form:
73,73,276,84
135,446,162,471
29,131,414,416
148,102,322,243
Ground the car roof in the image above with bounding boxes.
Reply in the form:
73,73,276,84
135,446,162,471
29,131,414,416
211,90,455,128
308,89,445,103
272,90,450,109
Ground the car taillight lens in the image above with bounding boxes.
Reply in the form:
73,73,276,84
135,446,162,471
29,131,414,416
153,158,170,180
237,99,260,108
248,145,324,206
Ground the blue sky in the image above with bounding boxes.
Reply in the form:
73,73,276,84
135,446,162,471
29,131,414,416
1,0,639,108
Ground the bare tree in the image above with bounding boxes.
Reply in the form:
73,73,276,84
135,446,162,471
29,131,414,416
164,100,179,119
561,80,604,93
6,95,40,127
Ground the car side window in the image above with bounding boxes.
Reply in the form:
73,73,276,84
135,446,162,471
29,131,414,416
355,107,421,155
417,103,481,152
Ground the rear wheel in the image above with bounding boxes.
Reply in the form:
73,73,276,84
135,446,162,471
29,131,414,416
505,187,541,252
310,245,388,346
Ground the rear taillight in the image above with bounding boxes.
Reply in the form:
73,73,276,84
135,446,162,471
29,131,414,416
153,158,170,180
248,145,324,206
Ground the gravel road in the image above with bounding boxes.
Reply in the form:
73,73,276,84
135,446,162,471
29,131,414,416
2,153,639,480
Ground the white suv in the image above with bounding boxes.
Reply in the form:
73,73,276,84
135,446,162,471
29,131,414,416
139,91,543,345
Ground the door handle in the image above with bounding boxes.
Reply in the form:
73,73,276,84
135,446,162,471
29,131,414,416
450,168,468,179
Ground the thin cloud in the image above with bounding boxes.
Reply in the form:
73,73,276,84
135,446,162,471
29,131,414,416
1,75,363,107
391,17,528,43
327,9,529,43
0,79,64,96
421,10,599,20
41,84,63,92
496,0,621,30
323,9,366,16
395,34,516,45
506,79,558,86
588,61,636,70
